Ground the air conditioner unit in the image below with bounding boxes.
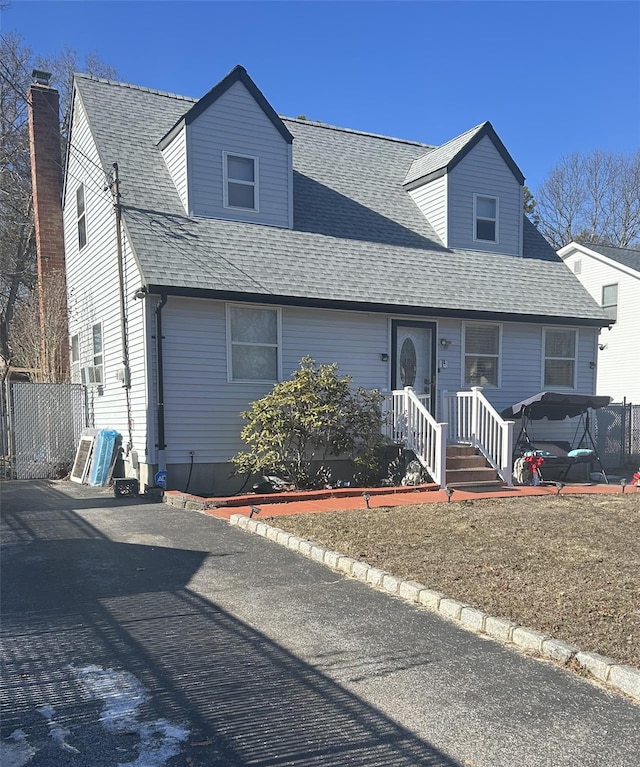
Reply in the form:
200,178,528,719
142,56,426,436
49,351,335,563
81,365,103,387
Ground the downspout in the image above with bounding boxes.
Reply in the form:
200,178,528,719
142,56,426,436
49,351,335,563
155,294,168,475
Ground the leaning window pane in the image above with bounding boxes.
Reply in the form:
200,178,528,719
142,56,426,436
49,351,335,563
228,182,255,209
232,345,277,380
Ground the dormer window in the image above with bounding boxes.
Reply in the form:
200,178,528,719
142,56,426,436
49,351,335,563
223,152,258,211
474,194,498,243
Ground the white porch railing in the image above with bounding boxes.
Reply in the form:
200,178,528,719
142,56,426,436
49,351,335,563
383,387,447,488
441,387,514,485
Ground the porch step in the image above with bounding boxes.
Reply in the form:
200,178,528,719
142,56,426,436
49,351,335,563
446,454,488,470
445,479,507,491
446,444,477,458
445,467,501,485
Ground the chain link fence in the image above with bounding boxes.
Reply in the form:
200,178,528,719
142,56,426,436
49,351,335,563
4,382,87,479
593,402,640,469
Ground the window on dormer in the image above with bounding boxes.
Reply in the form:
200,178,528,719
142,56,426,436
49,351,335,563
223,152,258,211
474,194,498,243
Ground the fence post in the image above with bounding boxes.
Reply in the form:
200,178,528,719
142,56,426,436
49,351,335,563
437,421,448,489
471,386,482,447
502,420,515,486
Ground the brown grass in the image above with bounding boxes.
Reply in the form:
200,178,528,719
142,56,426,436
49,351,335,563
268,494,640,667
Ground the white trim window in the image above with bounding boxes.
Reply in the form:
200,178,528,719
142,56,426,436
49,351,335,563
227,304,280,382
70,334,80,382
76,183,87,249
473,194,498,243
223,152,258,211
463,323,501,387
543,328,577,389
601,283,618,321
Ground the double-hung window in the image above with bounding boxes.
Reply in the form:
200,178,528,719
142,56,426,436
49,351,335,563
76,184,87,249
543,328,576,388
464,323,500,387
601,284,618,321
223,152,258,211
474,194,498,243
228,305,280,382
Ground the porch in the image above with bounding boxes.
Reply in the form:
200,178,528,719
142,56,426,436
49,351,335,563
383,386,515,489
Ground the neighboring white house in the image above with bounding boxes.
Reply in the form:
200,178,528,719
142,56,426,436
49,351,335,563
559,242,640,403
55,65,610,494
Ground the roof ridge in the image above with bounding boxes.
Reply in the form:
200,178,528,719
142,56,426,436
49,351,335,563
74,73,197,102
281,116,434,148
583,241,640,254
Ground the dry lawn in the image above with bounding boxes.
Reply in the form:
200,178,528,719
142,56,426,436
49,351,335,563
268,494,640,667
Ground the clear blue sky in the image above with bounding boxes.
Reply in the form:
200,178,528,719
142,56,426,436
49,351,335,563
2,0,638,192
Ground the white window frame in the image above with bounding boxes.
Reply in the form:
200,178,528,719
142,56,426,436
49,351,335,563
76,183,87,250
70,333,80,382
601,283,618,321
473,194,499,244
226,304,281,383
91,321,104,385
222,151,259,212
462,322,502,388
541,327,578,390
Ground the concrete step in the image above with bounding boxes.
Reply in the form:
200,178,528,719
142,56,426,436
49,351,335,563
446,444,476,458
445,479,507,490
445,467,500,485
446,455,488,470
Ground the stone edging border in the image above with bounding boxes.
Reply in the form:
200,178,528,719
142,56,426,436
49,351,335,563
228,513,640,705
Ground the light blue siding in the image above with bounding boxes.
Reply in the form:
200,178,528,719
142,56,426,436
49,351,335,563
448,136,523,255
188,80,291,227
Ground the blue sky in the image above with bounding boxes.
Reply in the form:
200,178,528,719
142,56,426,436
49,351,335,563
2,1,638,192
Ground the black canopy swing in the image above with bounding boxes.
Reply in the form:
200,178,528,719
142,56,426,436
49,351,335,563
500,392,612,484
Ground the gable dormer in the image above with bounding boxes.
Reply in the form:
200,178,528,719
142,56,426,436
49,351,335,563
159,66,294,228
404,122,525,255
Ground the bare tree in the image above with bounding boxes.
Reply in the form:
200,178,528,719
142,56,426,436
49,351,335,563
0,32,116,376
535,149,640,250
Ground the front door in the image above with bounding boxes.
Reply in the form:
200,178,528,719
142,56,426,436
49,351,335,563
391,320,437,414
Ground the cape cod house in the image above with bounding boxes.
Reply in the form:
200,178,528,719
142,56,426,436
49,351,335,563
53,65,610,494
559,242,640,403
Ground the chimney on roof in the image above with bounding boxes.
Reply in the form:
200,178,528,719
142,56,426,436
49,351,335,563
27,72,69,381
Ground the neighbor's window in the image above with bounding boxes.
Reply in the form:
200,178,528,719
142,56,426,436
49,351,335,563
71,334,80,381
543,328,576,388
92,322,103,384
224,153,258,210
76,184,87,249
227,305,279,382
464,323,500,387
601,283,618,321
474,194,498,242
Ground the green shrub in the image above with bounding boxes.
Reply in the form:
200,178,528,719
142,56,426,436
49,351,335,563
232,357,386,489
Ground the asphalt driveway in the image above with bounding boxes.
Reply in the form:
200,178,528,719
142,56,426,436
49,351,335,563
1,480,638,766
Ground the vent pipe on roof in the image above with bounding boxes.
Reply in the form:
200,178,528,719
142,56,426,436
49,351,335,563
32,69,52,86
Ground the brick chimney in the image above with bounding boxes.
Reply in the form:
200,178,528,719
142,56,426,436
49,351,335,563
27,70,69,381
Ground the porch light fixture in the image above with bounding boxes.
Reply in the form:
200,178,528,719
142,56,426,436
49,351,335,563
440,338,452,349
380,353,389,362
133,286,147,300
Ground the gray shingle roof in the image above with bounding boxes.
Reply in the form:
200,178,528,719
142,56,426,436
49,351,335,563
582,242,640,274
404,123,486,186
74,74,609,325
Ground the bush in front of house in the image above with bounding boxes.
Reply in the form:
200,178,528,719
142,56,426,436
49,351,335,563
232,357,386,489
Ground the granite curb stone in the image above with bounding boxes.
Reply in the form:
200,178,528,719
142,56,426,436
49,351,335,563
227,514,640,704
